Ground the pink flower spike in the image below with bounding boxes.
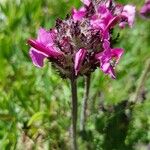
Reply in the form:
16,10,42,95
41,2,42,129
27,0,131,77
72,7,86,21
74,48,87,75
29,48,48,68
81,0,91,6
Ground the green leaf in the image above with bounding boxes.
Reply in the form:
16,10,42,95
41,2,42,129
27,112,46,126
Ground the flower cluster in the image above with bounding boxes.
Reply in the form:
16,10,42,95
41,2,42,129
28,0,135,79
140,0,150,19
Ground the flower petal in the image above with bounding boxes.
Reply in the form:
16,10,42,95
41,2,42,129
105,16,121,30
111,48,124,63
98,5,108,14
37,28,55,45
28,39,63,58
140,0,150,19
81,0,91,6
103,39,110,50
101,62,110,72
107,66,116,79
121,5,136,28
119,21,127,28
74,48,87,75
72,7,86,21
29,48,48,68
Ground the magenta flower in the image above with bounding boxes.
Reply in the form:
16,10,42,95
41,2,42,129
28,0,135,78
28,28,63,67
95,40,124,79
120,5,136,28
140,0,150,19
90,5,113,31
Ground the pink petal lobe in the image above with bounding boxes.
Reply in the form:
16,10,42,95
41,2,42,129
121,5,136,28
119,22,126,28
72,7,86,21
105,16,121,30
140,0,150,18
29,48,47,68
74,48,87,75
98,5,108,14
103,39,110,50
102,62,110,72
111,48,124,63
81,0,91,6
108,66,116,79
37,28,55,45
27,39,63,58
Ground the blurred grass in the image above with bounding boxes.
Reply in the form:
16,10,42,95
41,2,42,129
0,0,150,149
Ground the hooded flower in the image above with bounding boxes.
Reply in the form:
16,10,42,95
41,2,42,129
119,5,136,28
28,28,63,67
140,0,150,19
95,40,124,79
28,0,135,79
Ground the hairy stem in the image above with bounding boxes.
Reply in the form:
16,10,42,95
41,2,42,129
132,58,150,103
70,74,78,150
80,74,91,131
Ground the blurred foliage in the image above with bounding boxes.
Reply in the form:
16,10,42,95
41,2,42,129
0,0,150,149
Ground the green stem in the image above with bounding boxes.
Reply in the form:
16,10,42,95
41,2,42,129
70,74,78,150
132,58,150,103
80,74,91,131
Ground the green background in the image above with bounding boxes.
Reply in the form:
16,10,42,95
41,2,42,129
0,0,150,149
